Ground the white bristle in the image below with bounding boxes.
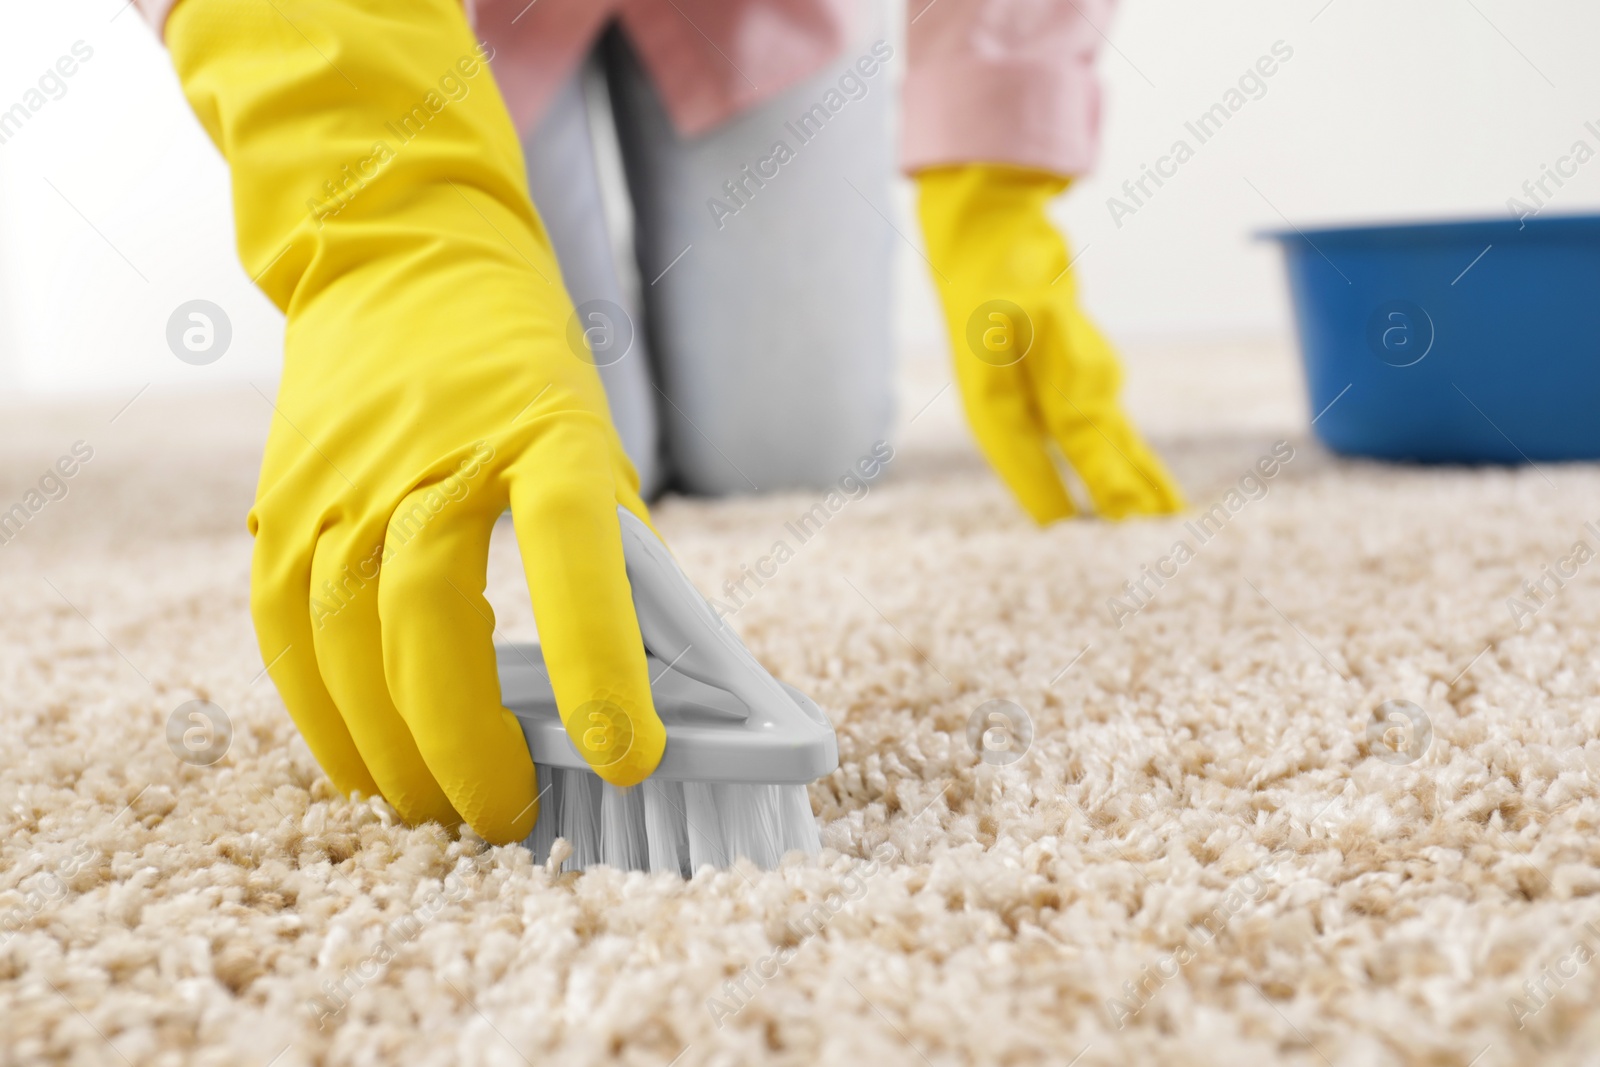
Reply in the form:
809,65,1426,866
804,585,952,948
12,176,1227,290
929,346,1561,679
599,783,649,871
716,783,784,869
683,781,729,872
526,763,562,864
777,784,821,857
522,767,821,876
642,779,692,877
558,767,604,871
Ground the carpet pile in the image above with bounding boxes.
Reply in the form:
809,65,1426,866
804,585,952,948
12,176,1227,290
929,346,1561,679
2,344,1598,1065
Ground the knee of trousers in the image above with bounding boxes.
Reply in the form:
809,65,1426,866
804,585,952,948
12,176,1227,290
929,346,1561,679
658,301,896,496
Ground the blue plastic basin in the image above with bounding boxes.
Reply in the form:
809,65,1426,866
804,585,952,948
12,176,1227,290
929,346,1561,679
1263,213,1600,462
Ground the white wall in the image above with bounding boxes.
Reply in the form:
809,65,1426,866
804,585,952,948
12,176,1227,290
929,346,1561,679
0,2,284,395
1053,0,1600,340
3,0,1599,394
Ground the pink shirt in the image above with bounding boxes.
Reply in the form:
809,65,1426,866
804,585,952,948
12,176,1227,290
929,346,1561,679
137,0,1112,177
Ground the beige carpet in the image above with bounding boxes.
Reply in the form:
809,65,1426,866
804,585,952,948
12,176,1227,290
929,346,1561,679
3,342,1600,1066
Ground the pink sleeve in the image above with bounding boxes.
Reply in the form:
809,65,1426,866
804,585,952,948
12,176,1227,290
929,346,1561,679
132,0,179,31
137,0,850,143
902,0,1116,177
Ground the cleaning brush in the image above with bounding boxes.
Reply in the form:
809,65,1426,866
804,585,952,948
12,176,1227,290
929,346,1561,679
497,506,838,876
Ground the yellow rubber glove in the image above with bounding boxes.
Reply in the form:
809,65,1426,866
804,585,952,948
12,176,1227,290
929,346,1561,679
168,0,664,843
916,165,1185,524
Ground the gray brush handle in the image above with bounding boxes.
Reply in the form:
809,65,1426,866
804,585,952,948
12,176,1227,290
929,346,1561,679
617,507,823,731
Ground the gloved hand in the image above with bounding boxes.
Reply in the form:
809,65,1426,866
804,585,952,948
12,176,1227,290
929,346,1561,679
168,0,664,843
916,164,1184,524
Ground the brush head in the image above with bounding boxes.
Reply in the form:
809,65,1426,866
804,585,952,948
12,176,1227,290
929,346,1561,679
498,506,837,873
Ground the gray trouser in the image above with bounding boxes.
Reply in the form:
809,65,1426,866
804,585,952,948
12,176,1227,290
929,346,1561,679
521,26,894,498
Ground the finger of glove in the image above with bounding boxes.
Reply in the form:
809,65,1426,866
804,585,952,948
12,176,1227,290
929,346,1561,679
1049,400,1184,518
250,516,381,801
917,169,1074,524
1034,312,1185,519
953,349,1076,525
507,411,665,788
377,474,539,845
309,518,462,829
